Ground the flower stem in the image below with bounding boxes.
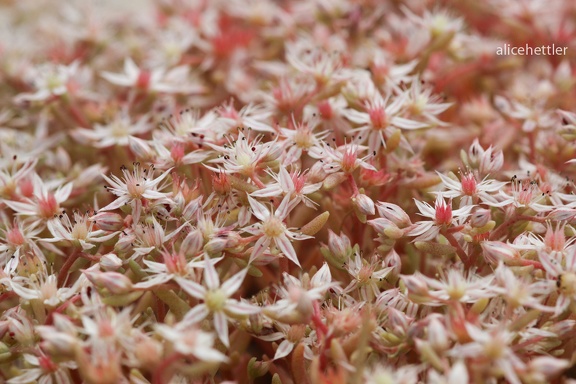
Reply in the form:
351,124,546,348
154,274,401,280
57,248,81,287
441,229,471,268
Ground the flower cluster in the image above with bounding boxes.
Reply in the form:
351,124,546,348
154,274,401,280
1,0,576,383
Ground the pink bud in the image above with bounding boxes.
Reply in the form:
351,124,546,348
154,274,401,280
376,202,411,228
100,253,123,271
470,209,491,228
327,230,352,262
83,269,133,294
353,193,375,216
181,229,204,256
91,212,124,231
480,241,518,264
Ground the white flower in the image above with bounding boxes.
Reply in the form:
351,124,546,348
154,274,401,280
205,130,281,176
99,163,172,222
342,91,428,154
175,255,260,347
101,58,205,94
407,194,473,241
250,167,322,209
245,195,311,266
45,211,118,251
7,353,75,384
14,61,79,103
10,273,80,307
3,173,73,222
72,113,152,148
308,141,377,174
155,322,228,363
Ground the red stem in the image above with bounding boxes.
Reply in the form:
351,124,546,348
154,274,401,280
57,248,81,287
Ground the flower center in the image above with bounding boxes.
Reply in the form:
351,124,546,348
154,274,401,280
205,289,228,311
71,221,89,240
262,217,286,238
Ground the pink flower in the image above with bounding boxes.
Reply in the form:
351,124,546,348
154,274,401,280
407,195,473,241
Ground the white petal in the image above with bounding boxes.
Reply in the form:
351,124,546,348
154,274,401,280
248,196,271,221
275,234,301,267
203,255,220,290
214,311,229,347
182,304,209,324
225,299,260,316
221,268,248,296
273,340,294,360
175,277,206,299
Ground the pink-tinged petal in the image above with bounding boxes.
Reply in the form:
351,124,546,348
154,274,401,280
3,200,37,216
406,221,435,237
195,347,229,363
278,167,294,191
55,182,73,202
273,340,294,360
311,263,332,287
221,269,248,296
275,234,301,267
203,255,220,290
275,194,297,220
214,311,229,347
91,231,119,243
133,274,172,289
47,219,69,240
248,196,271,221
182,304,209,324
146,168,173,188
301,182,322,194
182,151,210,164
225,299,260,316
537,251,561,277
250,185,283,197
175,277,206,299
257,332,285,342
99,196,130,212
100,72,134,86
249,236,271,263
414,199,435,218
391,116,429,130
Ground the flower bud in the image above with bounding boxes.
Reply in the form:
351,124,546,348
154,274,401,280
401,274,429,298
480,241,518,264
308,161,328,182
428,317,449,351
91,212,124,232
376,202,411,228
204,237,227,255
83,269,133,294
100,253,123,271
182,229,204,256
114,231,136,255
352,193,375,216
326,230,352,263
546,207,576,222
470,208,491,228
368,218,403,239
